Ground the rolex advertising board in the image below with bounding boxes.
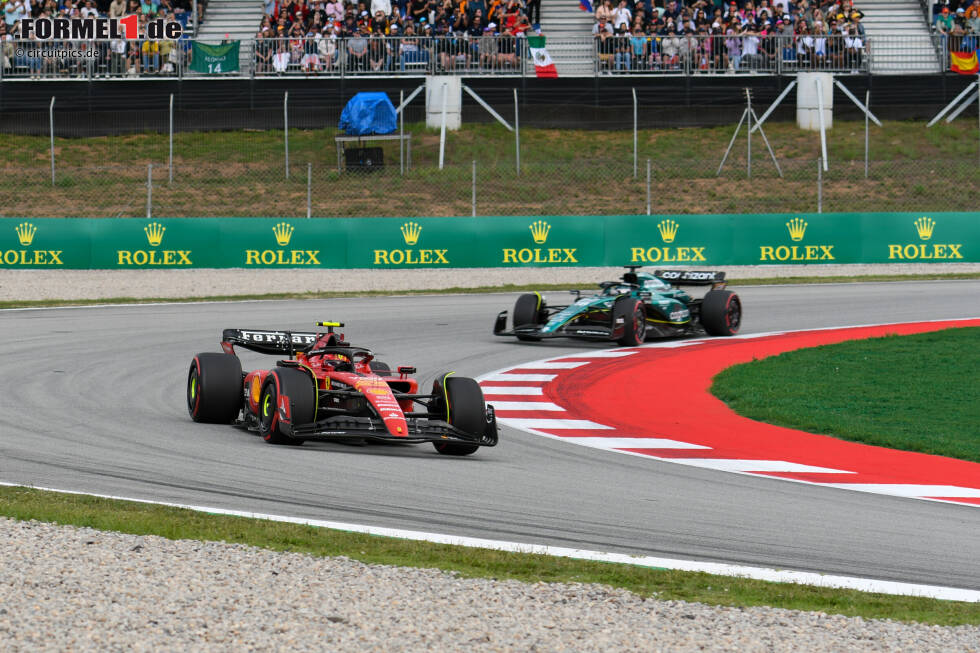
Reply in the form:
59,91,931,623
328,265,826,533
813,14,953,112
0,213,975,269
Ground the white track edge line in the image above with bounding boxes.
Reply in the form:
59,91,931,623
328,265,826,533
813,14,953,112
2,481,976,603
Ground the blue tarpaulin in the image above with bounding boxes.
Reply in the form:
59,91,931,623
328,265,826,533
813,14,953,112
338,93,397,136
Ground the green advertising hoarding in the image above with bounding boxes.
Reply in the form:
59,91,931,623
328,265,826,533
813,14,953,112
0,213,975,269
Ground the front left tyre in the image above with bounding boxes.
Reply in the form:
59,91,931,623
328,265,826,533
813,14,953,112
259,368,316,445
187,353,243,423
429,373,485,456
613,297,646,346
513,293,544,341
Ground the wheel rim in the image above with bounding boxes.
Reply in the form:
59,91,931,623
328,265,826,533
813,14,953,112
187,368,200,414
633,307,645,341
727,297,741,330
261,391,275,432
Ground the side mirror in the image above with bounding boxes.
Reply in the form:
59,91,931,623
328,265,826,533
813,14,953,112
397,366,416,376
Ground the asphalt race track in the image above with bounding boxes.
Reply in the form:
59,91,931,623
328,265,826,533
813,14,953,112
2,280,979,591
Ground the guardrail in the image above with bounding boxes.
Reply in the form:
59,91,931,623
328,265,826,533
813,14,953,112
0,33,951,80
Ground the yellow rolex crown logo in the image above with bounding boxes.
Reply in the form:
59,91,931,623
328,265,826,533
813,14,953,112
914,217,935,241
15,222,37,247
657,219,679,244
529,220,551,245
400,221,422,246
786,218,807,242
272,222,294,246
144,222,166,247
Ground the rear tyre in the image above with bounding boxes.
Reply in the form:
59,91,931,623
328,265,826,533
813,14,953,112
513,293,543,341
259,368,316,445
614,297,646,346
187,353,242,423
700,289,742,336
430,373,484,456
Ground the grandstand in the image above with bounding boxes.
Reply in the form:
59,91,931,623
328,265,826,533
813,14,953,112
0,0,971,79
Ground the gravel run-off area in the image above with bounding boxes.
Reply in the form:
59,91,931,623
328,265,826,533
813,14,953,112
2,263,979,651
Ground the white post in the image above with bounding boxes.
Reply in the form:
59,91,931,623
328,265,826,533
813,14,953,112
439,83,447,170
400,90,405,176
147,163,153,218
169,93,174,184
632,87,637,179
864,90,869,179
192,0,198,35
472,160,477,217
816,78,828,171
514,88,520,176
49,96,56,186
307,163,312,218
284,91,289,179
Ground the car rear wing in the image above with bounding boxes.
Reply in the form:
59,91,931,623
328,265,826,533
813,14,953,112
221,328,321,356
654,270,727,287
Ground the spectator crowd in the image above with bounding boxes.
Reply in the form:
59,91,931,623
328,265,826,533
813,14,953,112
591,0,873,72
253,0,539,73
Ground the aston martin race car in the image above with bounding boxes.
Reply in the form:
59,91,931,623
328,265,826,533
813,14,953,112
493,267,742,346
187,322,498,455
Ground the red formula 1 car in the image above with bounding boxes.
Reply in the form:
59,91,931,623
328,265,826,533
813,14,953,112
186,322,498,456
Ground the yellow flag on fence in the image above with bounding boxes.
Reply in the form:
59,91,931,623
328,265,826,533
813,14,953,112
950,51,979,75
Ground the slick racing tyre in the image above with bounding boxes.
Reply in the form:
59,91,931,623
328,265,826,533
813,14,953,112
369,361,392,377
259,368,315,445
614,297,646,346
700,289,742,336
187,353,243,423
513,293,544,341
429,373,484,456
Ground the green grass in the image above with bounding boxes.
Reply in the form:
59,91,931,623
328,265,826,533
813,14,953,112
711,328,980,463
1,485,978,626
3,120,979,216
1,272,978,310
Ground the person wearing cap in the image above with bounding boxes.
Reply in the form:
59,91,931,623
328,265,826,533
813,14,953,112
935,6,954,33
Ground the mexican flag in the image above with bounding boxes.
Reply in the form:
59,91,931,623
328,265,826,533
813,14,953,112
527,35,558,78
950,51,979,75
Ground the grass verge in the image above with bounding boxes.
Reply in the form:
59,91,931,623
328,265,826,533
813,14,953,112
2,272,979,310
1,485,977,626
711,327,980,463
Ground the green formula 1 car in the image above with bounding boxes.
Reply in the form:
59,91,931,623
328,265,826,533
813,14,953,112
493,267,742,346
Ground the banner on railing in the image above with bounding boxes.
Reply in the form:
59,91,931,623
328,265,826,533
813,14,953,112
0,213,975,269
190,40,240,74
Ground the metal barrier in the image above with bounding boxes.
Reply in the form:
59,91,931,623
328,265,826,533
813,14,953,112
0,33,952,80
253,35,526,77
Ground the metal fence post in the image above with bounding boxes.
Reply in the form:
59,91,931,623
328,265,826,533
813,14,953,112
514,88,520,176
284,91,289,179
49,96,56,186
307,163,312,218
864,90,869,179
817,157,823,214
400,89,405,176
147,163,153,218
169,93,174,184
646,158,651,216
472,160,477,217
632,87,637,179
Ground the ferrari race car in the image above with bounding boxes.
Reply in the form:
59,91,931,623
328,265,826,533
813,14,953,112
493,267,742,346
187,322,498,455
